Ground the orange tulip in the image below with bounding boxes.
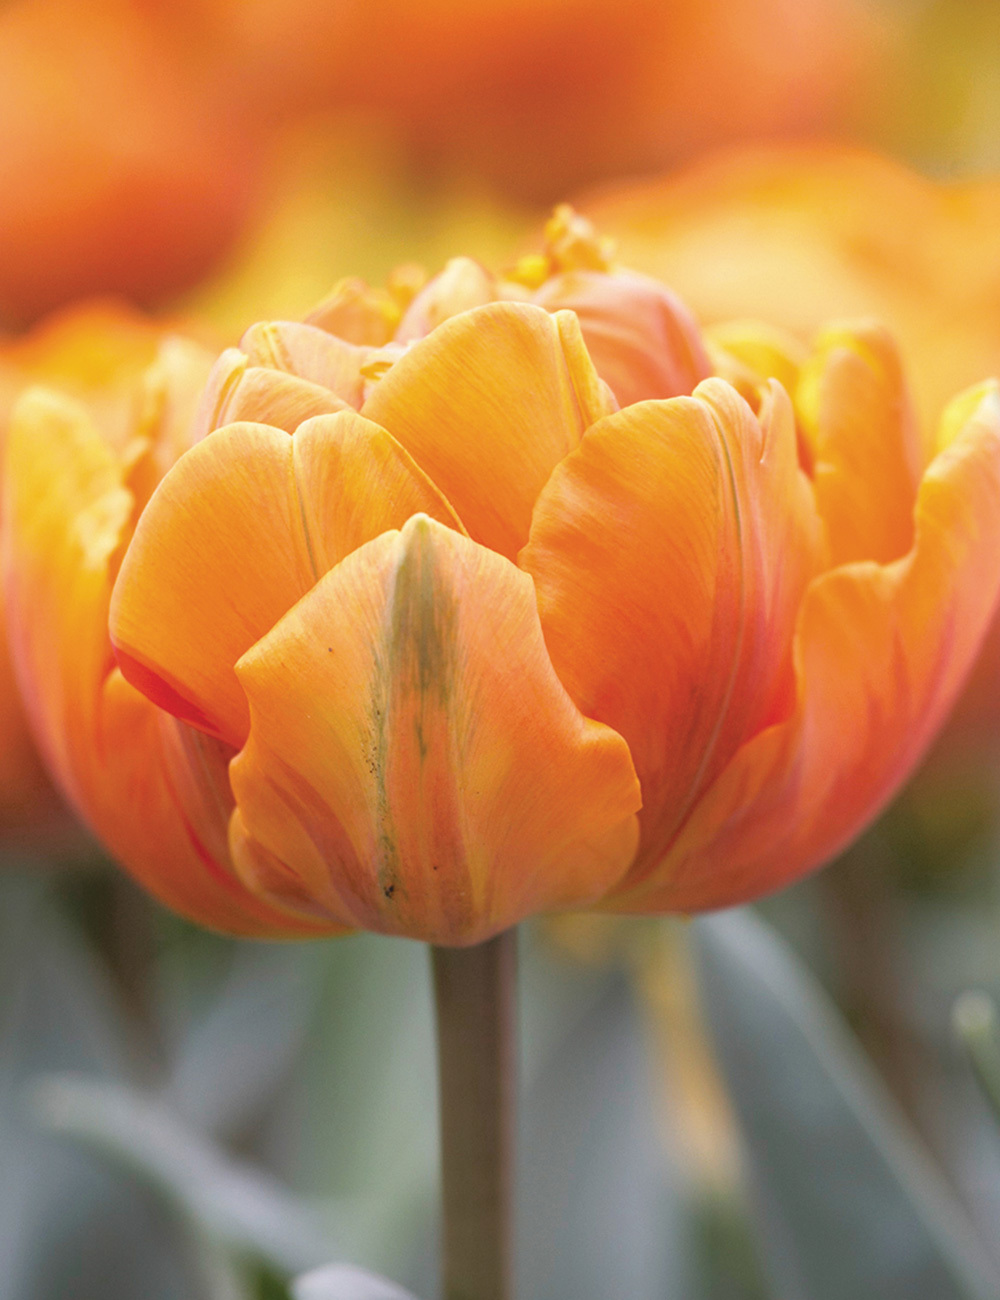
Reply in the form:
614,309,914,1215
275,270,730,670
5,226,1000,940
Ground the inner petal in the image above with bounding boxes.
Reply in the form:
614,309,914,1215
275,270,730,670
361,301,616,561
110,411,462,747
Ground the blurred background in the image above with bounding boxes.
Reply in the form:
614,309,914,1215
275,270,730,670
1,0,998,335
2,0,1000,1297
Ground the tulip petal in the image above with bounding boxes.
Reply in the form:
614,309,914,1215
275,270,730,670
705,320,807,415
521,378,824,886
305,277,400,346
0,597,54,826
110,412,462,746
112,421,314,744
796,323,923,565
290,412,466,576
194,348,349,441
101,670,333,936
4,390,131,790
395,257,497,343
2,389,320,936
533,268,711,407
618,383,1000,912
239,320,373,408
362,302,616,559
229,516,642,944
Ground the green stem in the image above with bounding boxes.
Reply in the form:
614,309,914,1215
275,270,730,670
432,930,517,1300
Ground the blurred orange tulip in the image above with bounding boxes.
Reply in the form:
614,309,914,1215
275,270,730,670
0,0,258,326
6,221,1000,940
215,0,875,200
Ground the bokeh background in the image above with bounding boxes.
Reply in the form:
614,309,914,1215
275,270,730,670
2,1,1000,1297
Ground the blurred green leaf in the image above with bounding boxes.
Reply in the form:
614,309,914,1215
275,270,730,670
0,875,199,1300
280,934,439,1290
165,941,328,1141
693,909,1000,1300
292,1264,419,1299
31,1073,341,1274
518,968,693,1300
954,991,1000,1124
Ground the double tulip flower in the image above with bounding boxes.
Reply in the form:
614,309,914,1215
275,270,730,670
4,212,1000,943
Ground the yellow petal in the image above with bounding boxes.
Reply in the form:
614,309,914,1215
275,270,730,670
362,302,616,559
705,319,807,410
229,516,641,944
796,322,923,565
521,378,824,886
4,389,131,794
617,384,1000,912
110,412,461,746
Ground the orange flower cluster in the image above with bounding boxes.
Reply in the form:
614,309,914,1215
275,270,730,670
4,214,1000,943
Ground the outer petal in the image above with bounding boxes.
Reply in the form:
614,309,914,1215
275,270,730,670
229,516,642,944
614,383,1000,912
110,411,462,746
796,322,923,565
0,301,168,830
362,302,616,559
2,389,321,936
101,670,332,936
533,268,711,407
520,378,824,887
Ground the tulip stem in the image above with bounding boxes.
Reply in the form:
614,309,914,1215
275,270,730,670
432,930,517,1300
